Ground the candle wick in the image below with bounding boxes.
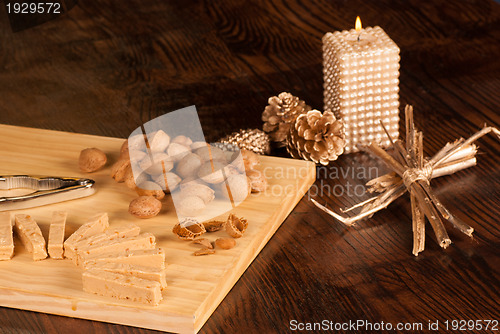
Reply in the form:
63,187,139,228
357,33,361,42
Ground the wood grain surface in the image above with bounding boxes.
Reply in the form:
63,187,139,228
0,124,315,334
0,0,499,333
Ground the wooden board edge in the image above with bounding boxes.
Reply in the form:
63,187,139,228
0,287,197,334
193,160,316,332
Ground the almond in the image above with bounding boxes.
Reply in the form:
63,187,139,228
79,148,107,173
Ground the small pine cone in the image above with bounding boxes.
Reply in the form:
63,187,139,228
287,109,345,165
219,129,271,155
262,92,312,146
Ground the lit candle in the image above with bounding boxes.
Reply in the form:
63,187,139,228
323,17,400,153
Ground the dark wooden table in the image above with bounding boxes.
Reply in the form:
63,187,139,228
1,0,499,333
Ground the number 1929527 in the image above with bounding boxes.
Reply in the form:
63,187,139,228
6,2,61,14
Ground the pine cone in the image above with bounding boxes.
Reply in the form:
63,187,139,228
287,109,345,165
218,129,271,155
262,92,312,146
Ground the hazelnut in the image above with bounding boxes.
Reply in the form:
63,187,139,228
128,196,162,218
79,148,107,173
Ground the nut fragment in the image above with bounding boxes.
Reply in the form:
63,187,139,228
79,148,107,173
225,214,248,238
193,248,216,256
246,169,268,192
202,220,225,232
215,237,236,250
111,159,131,182
172,218,206,240
135,181,166,200
191,238,213,249
128,196,162,218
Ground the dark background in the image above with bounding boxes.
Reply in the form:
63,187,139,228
0,0,499,333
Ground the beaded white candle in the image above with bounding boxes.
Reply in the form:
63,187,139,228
323,17,400,153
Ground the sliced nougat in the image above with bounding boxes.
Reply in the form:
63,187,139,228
0,212,14,260
48,211,67,259
64,213,108,260
87,262,167,289
75,223,141,249
76,233,155,266
81,248,165,269
14,214,47,261
82,269,162,306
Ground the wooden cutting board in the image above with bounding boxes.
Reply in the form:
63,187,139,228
0,124,316,334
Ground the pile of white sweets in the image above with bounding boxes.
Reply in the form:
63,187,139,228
0,211,166,306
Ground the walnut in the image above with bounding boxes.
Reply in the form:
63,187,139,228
225,214,248,238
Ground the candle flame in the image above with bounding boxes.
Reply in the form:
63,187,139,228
355,16,362,31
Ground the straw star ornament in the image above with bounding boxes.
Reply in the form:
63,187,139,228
312,105,500,256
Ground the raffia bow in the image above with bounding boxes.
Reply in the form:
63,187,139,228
312,105,500,256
